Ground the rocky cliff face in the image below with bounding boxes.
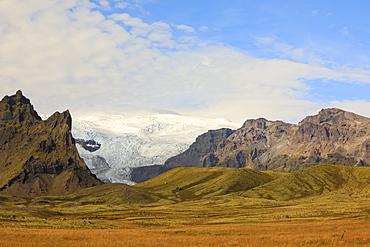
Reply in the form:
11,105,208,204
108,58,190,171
164,128,235,169
149,108,370,179
0,90,103,196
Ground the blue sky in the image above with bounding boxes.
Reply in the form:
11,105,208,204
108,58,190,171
120,0,370,63
1,0,370,123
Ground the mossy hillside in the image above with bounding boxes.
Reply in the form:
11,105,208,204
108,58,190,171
135,167,279,200
0,120,70,188
242,164,370,200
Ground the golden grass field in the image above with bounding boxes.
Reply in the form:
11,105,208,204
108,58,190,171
0,194,369,246
1,219,370,247
1,164,370,246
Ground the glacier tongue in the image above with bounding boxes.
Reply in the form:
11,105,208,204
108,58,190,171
72,113,241,184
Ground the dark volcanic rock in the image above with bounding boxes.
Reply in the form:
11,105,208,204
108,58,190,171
75,139,101,152
0,90,103,196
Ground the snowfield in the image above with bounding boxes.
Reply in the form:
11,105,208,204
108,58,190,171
72,113,241,184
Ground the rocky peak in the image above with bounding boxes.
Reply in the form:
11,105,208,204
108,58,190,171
5,90,31,105
0,90,41,124
242,118,268,129
47,110,73,130
0,91,102,196
299,108,370,125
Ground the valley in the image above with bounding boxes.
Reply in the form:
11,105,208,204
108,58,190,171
1,90,370,246
0,164,369,246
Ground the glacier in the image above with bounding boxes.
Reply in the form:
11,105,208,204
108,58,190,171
72,113,241,184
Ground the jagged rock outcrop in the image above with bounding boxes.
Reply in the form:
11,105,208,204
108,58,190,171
206,118,294,169
134,108,370,182
130,128,234,183
0,90,103,196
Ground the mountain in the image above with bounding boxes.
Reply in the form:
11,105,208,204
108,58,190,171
0,90,102,196
72,114,241,184
145,108,370,179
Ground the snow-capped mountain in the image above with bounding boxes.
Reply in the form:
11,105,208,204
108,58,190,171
72,113,241,184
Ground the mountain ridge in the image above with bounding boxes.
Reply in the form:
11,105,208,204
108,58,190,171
134,108,370,182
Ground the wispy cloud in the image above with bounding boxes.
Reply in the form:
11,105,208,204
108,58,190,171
114,2,130,9
253,36,275,45
171,24,195,33
311,9,319,16
199,26,208,31
340,26,350,36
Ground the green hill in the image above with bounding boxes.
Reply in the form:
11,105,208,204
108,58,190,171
242,164,370,200
0,183,163,209
57,183,162,206
135,164,370,202
135,167,281,200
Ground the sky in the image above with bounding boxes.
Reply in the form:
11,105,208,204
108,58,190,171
1,0,370,123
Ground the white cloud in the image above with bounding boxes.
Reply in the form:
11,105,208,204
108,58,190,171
114,2,129,9
111,0,152,10
171,24,195,33
1,0,370,123
98,0,110,8
254,36,275,45
199,26,208,31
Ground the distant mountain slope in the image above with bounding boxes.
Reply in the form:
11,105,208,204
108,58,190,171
242,164,370,200
135,167,282,200
72,114,241,184
157,108,370,177
0,91,102,196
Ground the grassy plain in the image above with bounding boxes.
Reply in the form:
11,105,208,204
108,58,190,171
1,164,370,246
1,219,370,247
